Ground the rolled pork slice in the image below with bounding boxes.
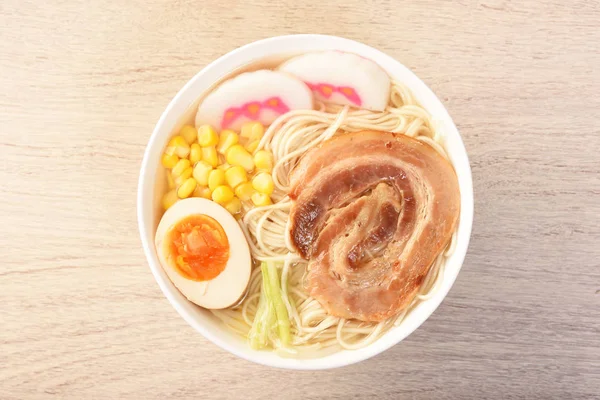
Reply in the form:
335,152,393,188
288,131,460,322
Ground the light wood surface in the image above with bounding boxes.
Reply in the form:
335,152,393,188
1,1,599,399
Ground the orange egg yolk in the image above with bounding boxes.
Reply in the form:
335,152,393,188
166,215,230,281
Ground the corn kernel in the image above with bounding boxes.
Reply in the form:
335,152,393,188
192,161,213,186
208,169,226,191
224,197,242,215
198,125,219,147
226,145,254,172
167,173,175,189
202,146,219,167
172,159,191,178
189,143,202,165
174,167,193,186
254,150,273,171
164,137,178,156
217,130,239,154
212,185,234,205
245,140,259,154
252,172,274,195
234,182,255,202
241,121,264,142
193,185,212,199
251,192,272,207
218,162,231,171
177,178,197,199
161,153,179,168
166,135,190,158
225,166,248,189
162,190,179,210
180,125,198,144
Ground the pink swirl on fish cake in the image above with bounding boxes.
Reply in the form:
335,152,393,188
305,82,362,106
221,97,290,129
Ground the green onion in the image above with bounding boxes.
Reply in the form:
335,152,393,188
248,261,291,349
266,261,291,346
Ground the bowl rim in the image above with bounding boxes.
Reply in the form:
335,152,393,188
137,34,474,370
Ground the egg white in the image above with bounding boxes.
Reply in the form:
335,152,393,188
155,198,251,309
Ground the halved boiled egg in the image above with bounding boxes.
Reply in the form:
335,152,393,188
155,198,251,309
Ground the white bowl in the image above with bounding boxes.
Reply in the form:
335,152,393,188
137,34,474,370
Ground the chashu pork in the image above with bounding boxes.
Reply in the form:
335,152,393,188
288,130,460,322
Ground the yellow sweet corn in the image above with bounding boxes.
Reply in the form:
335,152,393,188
225,166,247,189
189,143,202,165
192,161,213,186
172,159,191,178
224,197,242,215
180,125,198,144
197,125,219,147
202,146,219,167
193,185,212,199
241,121,264,142
208,169,226,191
234,182,254,202
177,178,197,199
217,130,239,154
162,190,179,210
165,135,190,158
174,167,193,186
226,145,254,172
212,185,234,205
254,150,273,171
161,153,179,168
252,172,274,195
251,192,272,207
245,140,259,154
217,162,231,171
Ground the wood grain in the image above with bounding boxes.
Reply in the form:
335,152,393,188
1,0,599,399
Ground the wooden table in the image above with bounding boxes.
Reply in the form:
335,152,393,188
1,1,599,398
